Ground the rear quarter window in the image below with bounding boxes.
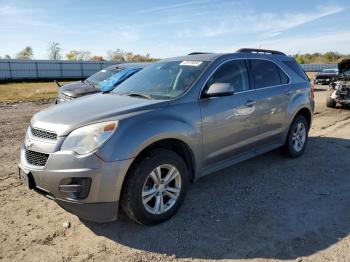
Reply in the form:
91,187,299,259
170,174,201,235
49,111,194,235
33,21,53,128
278,67,289,84
283,60,309,81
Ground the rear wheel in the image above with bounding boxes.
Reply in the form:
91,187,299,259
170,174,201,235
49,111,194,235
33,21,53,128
281,115,309,158
326,96,336,108
121,149,189,225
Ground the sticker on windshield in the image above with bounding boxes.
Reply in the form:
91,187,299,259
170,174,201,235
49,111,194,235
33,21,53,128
100,70,107,72
180,61,203,66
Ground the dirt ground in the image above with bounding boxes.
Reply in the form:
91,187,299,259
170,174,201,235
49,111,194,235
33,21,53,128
0,85,350,262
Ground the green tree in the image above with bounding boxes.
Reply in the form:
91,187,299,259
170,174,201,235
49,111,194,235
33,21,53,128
16,46,33,60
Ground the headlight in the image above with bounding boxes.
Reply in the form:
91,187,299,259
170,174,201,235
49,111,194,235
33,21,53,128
61,121,118,154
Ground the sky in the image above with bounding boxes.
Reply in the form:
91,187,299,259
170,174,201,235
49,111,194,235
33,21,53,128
0,0,349,59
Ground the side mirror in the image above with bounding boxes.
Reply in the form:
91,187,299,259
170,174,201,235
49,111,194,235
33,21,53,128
204,83,234,98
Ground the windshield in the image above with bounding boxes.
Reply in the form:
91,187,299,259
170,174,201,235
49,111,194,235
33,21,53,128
86,68,121,85
112,61,209,99
99,68,141,92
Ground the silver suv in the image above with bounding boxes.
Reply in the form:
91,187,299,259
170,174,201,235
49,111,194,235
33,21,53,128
19,49,314,225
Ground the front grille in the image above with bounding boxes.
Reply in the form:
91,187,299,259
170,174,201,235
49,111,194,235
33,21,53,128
25,150,49,166
31,127,57,140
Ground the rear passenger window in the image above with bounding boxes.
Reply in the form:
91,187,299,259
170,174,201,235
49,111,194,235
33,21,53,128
250,60,283,89
207,60,249,93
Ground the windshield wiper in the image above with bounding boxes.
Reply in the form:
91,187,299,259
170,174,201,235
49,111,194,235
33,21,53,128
125,93,153,99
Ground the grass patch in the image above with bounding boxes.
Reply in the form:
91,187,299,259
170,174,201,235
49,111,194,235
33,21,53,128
307,72,316,79
0,82,70,103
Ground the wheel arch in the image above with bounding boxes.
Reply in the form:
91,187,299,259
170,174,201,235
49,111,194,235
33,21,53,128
294,107,312,129
129,138,197,181
116,137,197,204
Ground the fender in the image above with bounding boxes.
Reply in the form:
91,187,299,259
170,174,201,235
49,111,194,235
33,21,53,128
282,88,312,141
97,104,202,164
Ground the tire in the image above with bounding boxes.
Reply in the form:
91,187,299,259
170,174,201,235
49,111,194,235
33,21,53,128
281,115,309,158
326,96,336,108
121,149,189,225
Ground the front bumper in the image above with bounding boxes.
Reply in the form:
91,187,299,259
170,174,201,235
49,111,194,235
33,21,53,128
19,144,134,222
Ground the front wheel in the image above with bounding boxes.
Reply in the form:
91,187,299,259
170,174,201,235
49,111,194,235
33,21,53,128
281,115,309,158
121,149,189,225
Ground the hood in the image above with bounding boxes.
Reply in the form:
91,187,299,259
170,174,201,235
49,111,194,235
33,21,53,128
338,59,350,75
59,81,100,97
31,94,167,136
316,71,337,76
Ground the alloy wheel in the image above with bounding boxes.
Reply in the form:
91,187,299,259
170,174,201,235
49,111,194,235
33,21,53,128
142,164,182,215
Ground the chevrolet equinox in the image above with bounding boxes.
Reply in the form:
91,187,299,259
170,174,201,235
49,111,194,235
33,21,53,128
19,49,314,225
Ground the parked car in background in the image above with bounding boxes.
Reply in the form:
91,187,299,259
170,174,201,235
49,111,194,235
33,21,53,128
327,59,350,108
314,68,338,85
56,63,150,103
19,48,313,225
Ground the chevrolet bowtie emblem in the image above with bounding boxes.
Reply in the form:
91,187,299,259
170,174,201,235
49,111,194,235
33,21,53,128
26,139,34,148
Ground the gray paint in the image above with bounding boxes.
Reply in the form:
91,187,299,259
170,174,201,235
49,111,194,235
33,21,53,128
19,52,313,222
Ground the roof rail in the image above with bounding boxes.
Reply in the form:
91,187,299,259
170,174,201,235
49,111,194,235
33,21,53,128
237,48,286,56
187,52,212,55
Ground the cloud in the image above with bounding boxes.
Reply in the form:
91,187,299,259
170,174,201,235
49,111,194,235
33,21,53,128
135,0,211,14
175,4,345,39
252,5,345,37
256,31,350,54
0,4,35,16
215,31,350,55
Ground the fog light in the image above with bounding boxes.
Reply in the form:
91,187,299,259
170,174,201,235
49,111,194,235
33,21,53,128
59,177,91,200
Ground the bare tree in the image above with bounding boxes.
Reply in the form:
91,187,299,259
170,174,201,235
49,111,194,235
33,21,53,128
48,42,62,60
16,46,33,60
106,49,125,61
106,48,158,62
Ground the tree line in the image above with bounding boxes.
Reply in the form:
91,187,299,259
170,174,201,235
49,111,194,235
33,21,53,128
294,52,349,64
1,43,349,64
0,42,159,62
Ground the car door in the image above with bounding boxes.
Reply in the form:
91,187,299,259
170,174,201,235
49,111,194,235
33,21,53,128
200,59,259,172
248,59,291,151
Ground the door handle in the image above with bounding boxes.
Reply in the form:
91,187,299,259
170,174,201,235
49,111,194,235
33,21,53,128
245,100,256,107
285,90,293,96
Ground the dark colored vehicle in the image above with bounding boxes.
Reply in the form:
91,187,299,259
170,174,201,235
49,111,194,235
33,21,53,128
327,59,350,108
314,68,338,85
56,63,150,103
19,48,313,225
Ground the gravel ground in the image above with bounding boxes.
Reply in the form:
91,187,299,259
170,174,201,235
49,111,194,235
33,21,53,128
0,85,349,262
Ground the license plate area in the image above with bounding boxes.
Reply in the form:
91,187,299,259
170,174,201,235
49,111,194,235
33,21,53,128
18,167,35,189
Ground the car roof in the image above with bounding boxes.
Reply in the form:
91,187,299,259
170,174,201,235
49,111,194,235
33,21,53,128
104,62,151,70
161,50,294,63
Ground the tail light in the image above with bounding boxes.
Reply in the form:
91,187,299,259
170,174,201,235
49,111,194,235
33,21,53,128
310,81,315,99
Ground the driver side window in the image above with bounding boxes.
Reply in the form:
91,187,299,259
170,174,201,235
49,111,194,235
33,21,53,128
207,60,250,93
